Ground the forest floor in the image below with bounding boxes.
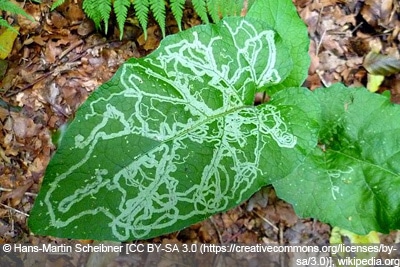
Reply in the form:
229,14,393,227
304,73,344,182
0,0,399,263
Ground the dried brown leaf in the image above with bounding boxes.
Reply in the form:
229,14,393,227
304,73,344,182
17,3,41,35
12,116,41,138
0,180,33,206
50,11,69,29
55,0,85,23
44,41,62,64
361,0,394,27
138,26,161,51
77,19,95,36
363,51,400,75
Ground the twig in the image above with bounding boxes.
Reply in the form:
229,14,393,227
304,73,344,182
209,216,223,243
314,5,326,56
279,222,284,244
316,69,331,87
59,40,84,60
0,187,12,192
0,203,29,217
0,187,37,197
315,29,326,56
24,192,37,197
253,211,279,232
351,22,363,34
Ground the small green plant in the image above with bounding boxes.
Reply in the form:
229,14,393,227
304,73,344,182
51,0,255,39
0,0,34,32
29,0,400,241
0,0,35,56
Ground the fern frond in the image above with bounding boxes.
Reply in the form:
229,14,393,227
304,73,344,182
221,0,256,17
82,0,112,33
191,0,209,23
98,0,112,33
114,0,131,39
170,0,185,31
0,0,34,21
205,0,220,22
82,0,101,29
132,0,150,39
0,16,16,32
234,0,245,17
220,0,234,17
150,0,166,37
51,0,65,11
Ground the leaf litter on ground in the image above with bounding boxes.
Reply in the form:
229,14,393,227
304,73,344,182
0,0,399,253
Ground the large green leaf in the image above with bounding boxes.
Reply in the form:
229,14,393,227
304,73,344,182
247,0,310,93
273,84,400,234
28,17,317,241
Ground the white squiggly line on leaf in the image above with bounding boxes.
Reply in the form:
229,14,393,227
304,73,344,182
327,167,354,200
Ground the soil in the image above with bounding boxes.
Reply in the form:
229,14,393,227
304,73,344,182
0,0,399,262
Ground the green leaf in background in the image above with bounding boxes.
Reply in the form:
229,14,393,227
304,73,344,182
0,0,35,23
0,26,19,59
330,227,380,267
363,51,400,92
367,74,385,92
247,0,310,93
273,84,400,235
330,227,380,244
29,17,313,241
